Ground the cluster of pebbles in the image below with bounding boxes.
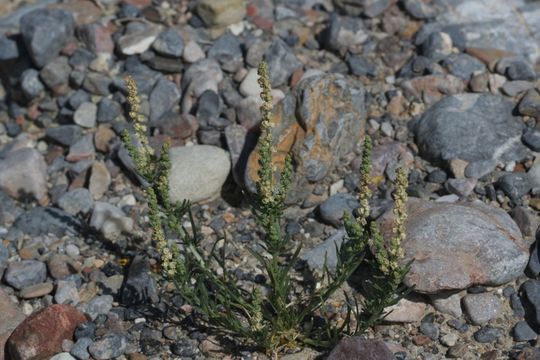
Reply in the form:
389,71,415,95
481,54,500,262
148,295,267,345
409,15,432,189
0,0,540,359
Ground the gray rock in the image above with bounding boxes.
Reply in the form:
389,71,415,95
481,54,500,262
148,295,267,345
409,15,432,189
414,94,528,166
0,242,8,278
182,59,223,102
334,0,392,17
55,280,80,305
464,159,497,179
518,89,540,118
347,55,378,77
318,193,359,227
462,293,502,325
419,321,439,340
0,148,48,204
195,0,246,27
121,255,158,306
323,15,369,53
196,90,222,126
300,229,346,272
523,128,540,152
473,326,503,343
379,198,529,294
497,173,531,200
520,279,540,329
70,337,92,360
445,178,477,197
97,98,121,123
73,102,97,129
82,295,113,320
510,206,539,239
327,336,394,360
263,38,302,87
501,80,534,97
68,90,91,110
512,321,537,341
20,9,75,67
428,291,462,318
511,292,526,317
90,202,133,240
149,77,181,123
421,32,453,61
58,188,94,215
4,260,47,290
117,26,160,56
88,333,127,360
0,35,19,61
40,56,71,90
442,53,486,80
12,207,82,237
82,73,111,96
497,57,537,81
67,134,95,162
207,33,243,73
152,30,184,58
46,125,83,146
20,69,44,99
402,0,440,19
169,145,231,203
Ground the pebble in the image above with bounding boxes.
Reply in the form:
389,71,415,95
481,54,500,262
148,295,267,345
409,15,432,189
512,321,537,341
326,337,395,360
182,40,205,63
323,15,369,53
152,29,184,58
73,102,97,128
169,145,231,203
442,53,486,80
82,295,113,320
208,33,243,73
40,56,71,92
5,260,47,290
429,291,462,318
70,337,93,360
473,326,504,343
264,38,302,87
440,333,458,347
55,280,80,305
421,32,452,61
89,161,111,200
67,134,96,162
20,69,45,99
117,26,161,55
58,188,94,215
239,68,262,97
518,89,540,118
0,35,19,61
149,77,181,123
20,9,75,67
50,352,76,360
318,193,359,227
97,98,121,123
497,57,537,81
88,333,127,360
90,202,133,240
497,173,531,200
520,280,540,329
462,292,503,325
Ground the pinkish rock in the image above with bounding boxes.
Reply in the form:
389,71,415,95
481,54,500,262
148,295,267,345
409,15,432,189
7,304,87,360
327,337,395,360
0,288,26,360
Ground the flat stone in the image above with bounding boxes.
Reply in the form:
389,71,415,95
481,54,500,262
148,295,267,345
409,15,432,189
169,145,231,203
263,38,302,87
73,102,97,128
118,26,161,55
58,188,94,215
429,291,463,318
414,93,528,166
5,260,47,290
6,304,87,360
379,198,529,294
88,333,127,360
518,89,540,118
88,161,111,200
513,320,537,341
327,337,394,360
19,282,54,299
383,295,427,323
80,295,113,321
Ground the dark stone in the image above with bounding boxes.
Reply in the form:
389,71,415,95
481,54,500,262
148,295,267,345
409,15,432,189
121,255,159,306
20,69,45,99
527,241,540,278
40,56,71,90
20,8,75,68
149,77,181,123
497,57,537,81
0,35,19,61
421,32,452,61
402,0,439,19
196,90,222,126
69,48,96,71
518,89,540,118
520,280,540,330
512,321,538,341
68,90,91,110
318,193,360,227
74,322,97,340
427,169,447,183
419,321,439,340
473,327,503,343
347,55,378,77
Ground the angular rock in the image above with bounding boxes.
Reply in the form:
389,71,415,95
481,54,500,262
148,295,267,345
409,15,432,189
121,255,159,306
117,26,161,56
520,279,540,330
169,145,231,203
207,33,243,73
58,188,94,215
149,77,181,122
0,148,48,205
414,93,528,166
263,38,302,87
379,198,529,294
0,35,19,61
300,230,346,272
322,15,369,53
67,134,95,162
88,333,127,360
518,89,540,118
73,102,97,128
40,56,71,92
20,9,75,67
88,161,111,200
6,304,86,360
78,23,114,54
462,293,502,325
196,0,246,27
152,29,184,58
20,69,45,99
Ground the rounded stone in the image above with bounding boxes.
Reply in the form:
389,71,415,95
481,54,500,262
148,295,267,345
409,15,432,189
169,145,231,203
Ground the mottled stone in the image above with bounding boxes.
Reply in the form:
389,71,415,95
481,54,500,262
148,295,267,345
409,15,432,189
327,337,394,360
196,0,246,27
